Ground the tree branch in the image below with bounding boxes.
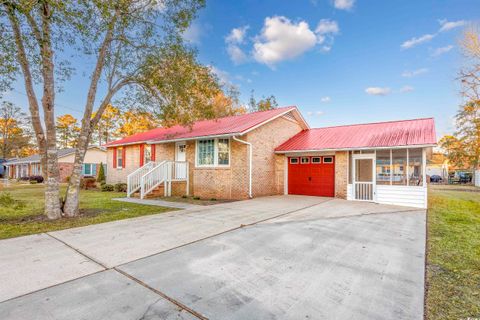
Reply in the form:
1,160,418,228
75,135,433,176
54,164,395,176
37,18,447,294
4,3,47,168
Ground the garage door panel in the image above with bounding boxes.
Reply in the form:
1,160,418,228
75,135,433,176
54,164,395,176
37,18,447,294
288,156,335,197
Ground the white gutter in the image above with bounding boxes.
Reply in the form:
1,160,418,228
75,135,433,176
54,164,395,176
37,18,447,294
275,144,437,154
233,136,252,198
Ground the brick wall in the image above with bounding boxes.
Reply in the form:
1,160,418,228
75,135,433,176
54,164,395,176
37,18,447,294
105,115,303,200
246,116,303,197
190,116,302,200
106,144,142,184
334,151,348,199
59,163,74,182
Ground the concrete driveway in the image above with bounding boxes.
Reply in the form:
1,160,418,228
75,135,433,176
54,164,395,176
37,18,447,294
0,196,426,319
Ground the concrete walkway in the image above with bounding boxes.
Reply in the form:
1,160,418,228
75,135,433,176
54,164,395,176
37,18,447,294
0,196,426,319
113,197,204,209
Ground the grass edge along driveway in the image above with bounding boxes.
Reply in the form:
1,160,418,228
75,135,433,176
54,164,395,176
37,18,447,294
425,186,480,320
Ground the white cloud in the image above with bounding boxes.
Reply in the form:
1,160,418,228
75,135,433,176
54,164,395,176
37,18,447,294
227,45,248,64
401,68,428,77
401,34,435,49
431,45,454,57
209,65,230,85
315,20,339,35
226,26,249,44
438,19,467,32
225,26,249,64
307,111,324,116
333,0,355,10
321,96,331,103
252,16,339,67
315,19,339,51
400,19,467,50
253,16,317,66
365,87,391,96
399,85,414,93
183,22,202,44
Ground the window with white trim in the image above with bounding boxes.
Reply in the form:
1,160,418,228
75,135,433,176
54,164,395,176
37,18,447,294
323,157,333,163
312,157,321,163
117,147,124,168
301,157,310,164
196,138,230,167
289,157,299,164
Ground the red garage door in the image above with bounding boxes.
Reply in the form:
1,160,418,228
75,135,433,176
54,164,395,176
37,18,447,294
288,156,335,197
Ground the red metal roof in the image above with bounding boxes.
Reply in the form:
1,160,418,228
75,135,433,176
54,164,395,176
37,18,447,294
105,106,299,147
275,118,436,152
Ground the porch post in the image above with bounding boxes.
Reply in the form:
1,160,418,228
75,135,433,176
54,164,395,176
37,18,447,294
186,161,189,196
422,148,427,187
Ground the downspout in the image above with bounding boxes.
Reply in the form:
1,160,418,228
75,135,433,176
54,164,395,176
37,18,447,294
233,136,252,198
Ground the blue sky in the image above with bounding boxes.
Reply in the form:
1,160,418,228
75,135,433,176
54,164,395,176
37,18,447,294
6,0,479,138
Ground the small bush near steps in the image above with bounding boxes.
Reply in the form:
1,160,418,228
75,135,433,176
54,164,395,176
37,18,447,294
101,184,114,192
114,183,127,192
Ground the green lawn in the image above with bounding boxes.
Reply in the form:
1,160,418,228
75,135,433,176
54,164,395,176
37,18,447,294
0,183,174,240
426,185,480,319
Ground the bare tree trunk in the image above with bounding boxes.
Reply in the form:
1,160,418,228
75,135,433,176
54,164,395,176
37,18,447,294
63,87,121,216
5,5,48,177
63,11,119,217
40,3,62,219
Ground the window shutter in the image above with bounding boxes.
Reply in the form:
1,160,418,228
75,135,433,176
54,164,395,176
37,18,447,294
140,144,145,166
113,148,117,168
122,147,126,168
151,144,156,161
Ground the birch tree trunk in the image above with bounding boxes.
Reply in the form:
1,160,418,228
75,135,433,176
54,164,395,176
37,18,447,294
40,3,62,219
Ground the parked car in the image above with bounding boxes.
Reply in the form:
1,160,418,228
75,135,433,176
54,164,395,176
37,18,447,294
0,159,6,178
458,172,472,184
430,175,443,183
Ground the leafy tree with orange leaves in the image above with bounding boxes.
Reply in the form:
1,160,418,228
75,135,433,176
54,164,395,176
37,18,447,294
56,114,80,148
0,101,33,158
117,109,159,136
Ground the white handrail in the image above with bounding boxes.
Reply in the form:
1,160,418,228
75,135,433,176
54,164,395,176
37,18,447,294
140,161,167,199
127,161,155,197
138,160,189,199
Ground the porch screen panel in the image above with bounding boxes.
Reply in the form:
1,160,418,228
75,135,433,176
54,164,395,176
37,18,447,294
408,148,423,186
376,150,391,185
355,159,372,182
198,139,214,165
392,149,407,185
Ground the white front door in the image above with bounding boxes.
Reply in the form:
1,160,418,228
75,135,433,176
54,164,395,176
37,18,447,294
175,142,187,179
352,154,376,201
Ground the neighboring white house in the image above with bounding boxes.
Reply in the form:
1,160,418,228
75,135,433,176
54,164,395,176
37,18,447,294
4,146,107,182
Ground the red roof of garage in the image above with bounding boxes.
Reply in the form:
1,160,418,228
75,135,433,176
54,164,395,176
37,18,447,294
105,106,304,147
275,118,436,152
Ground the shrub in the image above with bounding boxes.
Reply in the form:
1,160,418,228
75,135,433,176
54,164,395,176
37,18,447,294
101,184,114,192
114,183,127,192
18,176,44,183
193,196,200,200
29,175,44,183
29,180,37,184
65,175,70,183
80,177,97,190
97,162,106,184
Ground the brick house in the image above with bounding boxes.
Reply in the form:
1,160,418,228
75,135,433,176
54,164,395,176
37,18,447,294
105,106,436,208
4,146,107,182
